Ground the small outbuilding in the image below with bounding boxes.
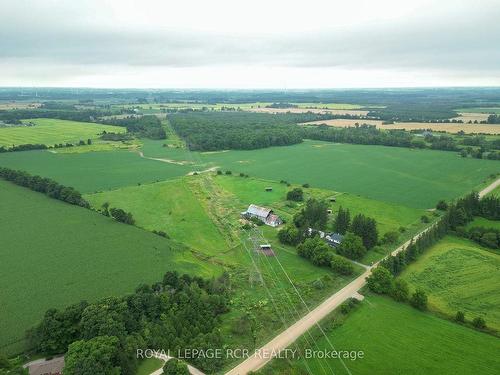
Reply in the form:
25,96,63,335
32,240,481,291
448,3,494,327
265,187,273,192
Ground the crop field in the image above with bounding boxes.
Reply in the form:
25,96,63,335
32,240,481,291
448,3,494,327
141,140,499,208
0,118,126,147
399,236,500,330
267,295,500,375
0,149,192,193
302,118,500,134
85,178,229,256
0,180,221,355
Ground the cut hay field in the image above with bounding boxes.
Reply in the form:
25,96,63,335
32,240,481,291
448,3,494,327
0,118,126,147
399,236,500,330
0,180,221,355
456,107,500,115
261,295,500,375
0,149,192,193
302,118,500,134
85,178,229,256
248,107,369,116
141,140,500,208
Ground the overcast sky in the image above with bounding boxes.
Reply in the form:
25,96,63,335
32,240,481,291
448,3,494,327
0,0,499,88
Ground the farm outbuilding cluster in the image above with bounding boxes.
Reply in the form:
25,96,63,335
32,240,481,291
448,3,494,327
241,204,283,227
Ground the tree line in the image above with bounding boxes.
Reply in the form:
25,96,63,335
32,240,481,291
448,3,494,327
28,271,231,375
0,167,90,208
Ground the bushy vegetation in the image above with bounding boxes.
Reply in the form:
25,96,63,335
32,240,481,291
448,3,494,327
28,272,230,374
0,167,89,207
297,237,354,275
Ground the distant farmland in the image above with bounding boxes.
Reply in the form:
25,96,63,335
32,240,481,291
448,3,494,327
302,118,500,134
0,118,125,147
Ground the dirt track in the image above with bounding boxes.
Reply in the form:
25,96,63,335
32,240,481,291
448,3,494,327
225,178,500,375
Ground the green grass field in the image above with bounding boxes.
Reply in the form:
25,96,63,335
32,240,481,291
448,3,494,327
85,178,229,256
141,140,499,208
466,216,500,230
0,180,221,355
400,236,500,330
0,149,192,193
261,295,500,375
0,118,125,147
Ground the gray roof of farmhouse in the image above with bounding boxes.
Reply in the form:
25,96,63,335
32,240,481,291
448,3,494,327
328,233,343,243
246,204,272,218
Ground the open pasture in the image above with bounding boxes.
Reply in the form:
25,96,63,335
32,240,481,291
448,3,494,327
400,236,500,330
0,180,220,355
85,178,229,256
141,140,500,208
263,295,500,375
0,118,126,147
302,118,500,134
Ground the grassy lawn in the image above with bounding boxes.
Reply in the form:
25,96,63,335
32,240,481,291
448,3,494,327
0,149,191,193
0,118,125,147
399,235,500,330
0,180,222,355
135,358,164,375
140,140,499,208
85,178,229,256
466,216,500,230
260,295,500,375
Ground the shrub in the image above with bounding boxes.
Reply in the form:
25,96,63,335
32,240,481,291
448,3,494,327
330,255,354,275
366,267,394,294
455,311,465,323
410,288,428,310
436,200,448,211
287,187,304,202
472,317,486,329
391,279,409,302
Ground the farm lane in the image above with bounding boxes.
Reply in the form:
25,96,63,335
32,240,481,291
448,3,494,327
224,177,500,375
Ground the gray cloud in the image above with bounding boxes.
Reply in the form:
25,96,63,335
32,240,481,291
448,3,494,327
0,0,499,86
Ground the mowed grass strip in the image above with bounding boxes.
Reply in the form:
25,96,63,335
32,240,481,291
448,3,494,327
141,140,500,208
85,178,229,256
400,235,500,330
0,180,221,355
0,149,192,193
273,295,500,375
0,118,126,147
